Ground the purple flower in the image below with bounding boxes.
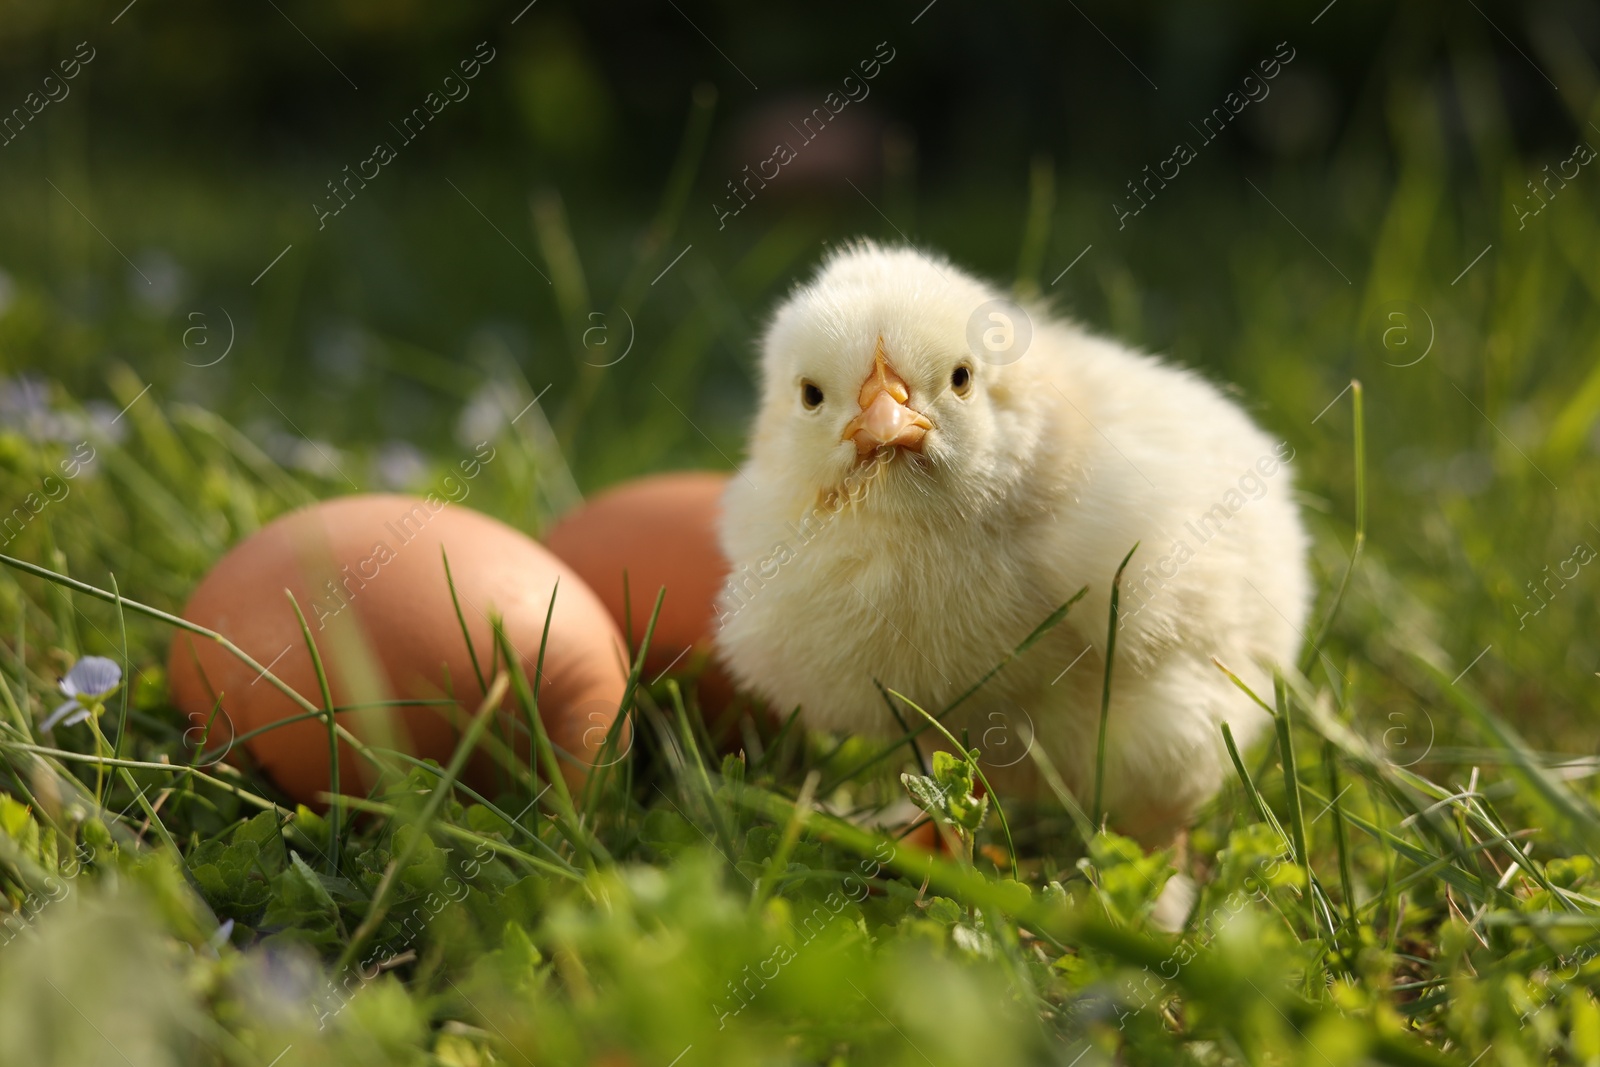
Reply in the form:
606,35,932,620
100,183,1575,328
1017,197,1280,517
206,918,236,957
374,439,428,490
0,375,69,442
40,655,122,731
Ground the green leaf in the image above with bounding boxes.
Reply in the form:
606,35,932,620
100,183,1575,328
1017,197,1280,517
393,824,448,892
0,795,32,840
1085,830,1174,925
262,853,341,947
900,773,948,817
232,810,287,875
464,804,513,840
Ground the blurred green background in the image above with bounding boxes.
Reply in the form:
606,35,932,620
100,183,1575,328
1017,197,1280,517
2,0,1599,739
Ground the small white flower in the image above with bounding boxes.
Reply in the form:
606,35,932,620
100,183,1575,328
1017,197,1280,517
455,381,514,448
41,655,122,732
131,248,186,314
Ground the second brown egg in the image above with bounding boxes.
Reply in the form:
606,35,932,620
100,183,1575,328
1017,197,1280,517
544,471,747,729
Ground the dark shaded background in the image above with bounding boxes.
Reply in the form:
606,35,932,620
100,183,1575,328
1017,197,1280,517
2,0,1594,463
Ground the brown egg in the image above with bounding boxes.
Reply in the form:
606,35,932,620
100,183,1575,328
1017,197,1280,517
544,472,745,725
167,494,629,806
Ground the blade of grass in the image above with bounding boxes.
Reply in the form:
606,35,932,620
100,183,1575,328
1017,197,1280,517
1222,721,1276,829
186,694,229,773
286,591,341,873
1463,791,1575,911
1300,379,1364,678
109,572,131,762
0,662,28,738
1093,544,1138,826
621,570,635,666
491,615,605,865
876,679,931,780
1324,739,1357,929
441,547,488,695
1024,741,1096,844
1294,780,1491,903
752,705,804,775
334,671,509,974
200,699,453,761
1283,664,1559,887
1361,826,1533,905
334,792,579,882
941,585,1089,721
580,588,664,820
664,678,737,855
1274,674,1310,870
1013,153,1055,297
0,553,332,727
1212,656,1279,717
822,587,1087,791
1421,657,1600,851
9,597,26,735
171,403,316,508
751,769,819,910
0,741,287,813
44,544,78,661
368,743,573,872
115,766,180,856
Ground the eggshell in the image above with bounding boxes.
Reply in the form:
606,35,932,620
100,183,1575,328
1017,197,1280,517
167,494,629,806
543,472,742,720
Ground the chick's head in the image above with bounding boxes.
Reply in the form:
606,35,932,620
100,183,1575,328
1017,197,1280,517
750,241,1044,516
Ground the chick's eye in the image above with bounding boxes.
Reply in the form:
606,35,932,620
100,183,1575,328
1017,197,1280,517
801,381,824,409
951,365,972,394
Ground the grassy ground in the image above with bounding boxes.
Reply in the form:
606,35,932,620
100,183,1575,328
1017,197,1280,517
4,39,1600,1065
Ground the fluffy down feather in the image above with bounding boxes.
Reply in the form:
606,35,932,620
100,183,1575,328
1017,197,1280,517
714,241,1310,843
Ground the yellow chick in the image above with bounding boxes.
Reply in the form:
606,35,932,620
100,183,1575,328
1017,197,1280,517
714,241,1309,845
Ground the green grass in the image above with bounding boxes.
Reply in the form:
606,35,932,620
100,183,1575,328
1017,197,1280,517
4,62,1600,1067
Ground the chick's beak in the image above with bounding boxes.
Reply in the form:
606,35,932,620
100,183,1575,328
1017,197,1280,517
842,341,933,457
